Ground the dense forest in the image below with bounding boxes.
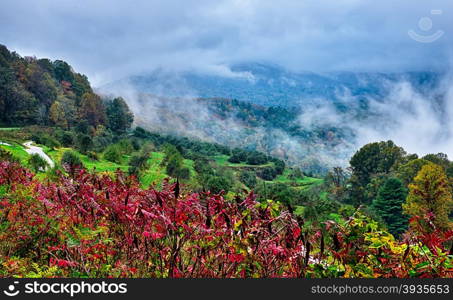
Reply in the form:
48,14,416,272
0,45,452,278
0,44,133,133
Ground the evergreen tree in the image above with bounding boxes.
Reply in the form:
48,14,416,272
106,97,134,134
372,178,408,237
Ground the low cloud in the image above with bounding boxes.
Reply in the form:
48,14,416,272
297,72,453,160
0,0,451,86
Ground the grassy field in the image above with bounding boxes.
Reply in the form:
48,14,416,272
0,127,21,131
46,147,130,173
213,155,273,168
214,154,323,190
0,142,30,165
2,141,323,195
46,148,196,189
272,169,323,188
0,127,29,144
140,152,167,188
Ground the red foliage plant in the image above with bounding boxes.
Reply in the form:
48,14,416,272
0,161,451,278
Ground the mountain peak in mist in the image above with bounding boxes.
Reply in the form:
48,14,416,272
102,62,441,107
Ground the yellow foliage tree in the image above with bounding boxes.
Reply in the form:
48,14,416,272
49,101,68,129
79,92,106,128
403,164,453,231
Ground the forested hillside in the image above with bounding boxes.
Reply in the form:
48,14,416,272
106,63,441,107
0,44,132,134
0,45,452,278
128,94,353,174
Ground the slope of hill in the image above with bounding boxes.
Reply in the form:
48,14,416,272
118,94,354,174
100,63,445,174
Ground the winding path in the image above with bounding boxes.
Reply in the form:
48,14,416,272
23,141,55,168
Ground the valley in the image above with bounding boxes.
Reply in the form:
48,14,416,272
0,44,452,278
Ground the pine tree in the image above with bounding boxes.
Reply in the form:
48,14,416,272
403,164,453,232
372,178,408,237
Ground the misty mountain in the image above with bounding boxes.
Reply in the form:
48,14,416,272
103,63,441,107
100,63,450,174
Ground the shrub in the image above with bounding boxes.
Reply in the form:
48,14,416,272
0,148,19,163
228,148,247,163
75,133,93,153
28,154,48,172
176,167,191,180
92,135,113,153
86,151,99,161
61,150,83,175
128,152,150,176
31,133,61,148
274,159,286,175
0,162,452,278
257,167,277,181
133,126,149,138
59,131,75,147
103,145,122,164
205,175,231,194
239,171,257,188
288,168,304,180
117,139,134,155
245,151,268,165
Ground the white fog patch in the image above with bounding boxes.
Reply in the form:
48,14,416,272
297,73,453,160
101,71,453,172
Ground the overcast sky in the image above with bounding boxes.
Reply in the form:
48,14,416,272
1,0,452,85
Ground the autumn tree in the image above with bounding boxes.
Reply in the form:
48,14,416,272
403,164,453,232
49,101,68,129
396,159,433,187
0,44,116,130
79,93,106,129
325,166,348,201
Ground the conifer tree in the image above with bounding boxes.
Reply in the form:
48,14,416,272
372,178,407,236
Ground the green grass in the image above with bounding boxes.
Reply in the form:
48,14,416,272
141,153,198,189
319,191,328,200
213,155,273,168
46,147,129,173
0,142,30,165
141,152,167,188
43,147,196,189
0,127,21,131
270,169,323,190
183,158,196,177
294,206,305,217
2,140,323,198
214,155,323,191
